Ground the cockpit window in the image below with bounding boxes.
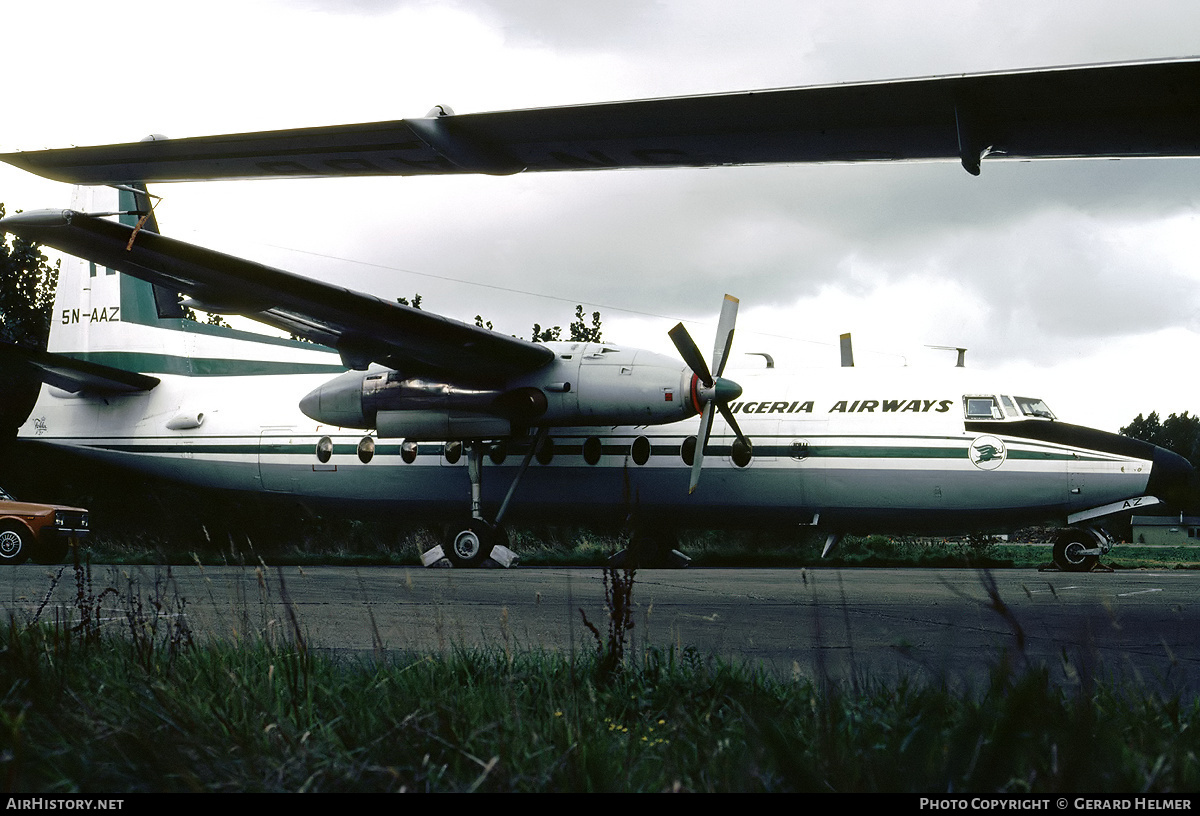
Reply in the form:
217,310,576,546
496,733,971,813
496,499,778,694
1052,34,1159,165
1000,395,1018,417
1014,396,1055,420
964,396,1003,420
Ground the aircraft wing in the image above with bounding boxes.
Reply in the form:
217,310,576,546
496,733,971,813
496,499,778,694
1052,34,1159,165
2,58,1199,181
0,210,555,382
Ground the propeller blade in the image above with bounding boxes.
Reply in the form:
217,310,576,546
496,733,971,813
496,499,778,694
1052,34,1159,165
669,294,751,494
689,401,715,494
718,401,749,449
669,322,713,387
712,294,739,378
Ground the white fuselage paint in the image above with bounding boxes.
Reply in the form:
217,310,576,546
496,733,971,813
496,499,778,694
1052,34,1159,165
18,361,1154,534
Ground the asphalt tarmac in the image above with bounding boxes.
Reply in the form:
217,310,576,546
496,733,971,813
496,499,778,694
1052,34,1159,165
2,564,1196,692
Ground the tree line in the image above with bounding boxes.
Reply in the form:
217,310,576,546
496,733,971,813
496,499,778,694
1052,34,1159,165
1121,411,1200,470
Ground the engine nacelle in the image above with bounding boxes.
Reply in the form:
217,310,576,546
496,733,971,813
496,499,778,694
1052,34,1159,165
376,410,511,440
300,366,547,432
510,342,697,426
298,343,700,438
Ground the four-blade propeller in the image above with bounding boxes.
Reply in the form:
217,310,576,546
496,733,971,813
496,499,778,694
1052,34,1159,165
668,294,752,493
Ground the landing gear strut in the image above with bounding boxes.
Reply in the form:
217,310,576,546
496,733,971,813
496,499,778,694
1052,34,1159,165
435,429,548,568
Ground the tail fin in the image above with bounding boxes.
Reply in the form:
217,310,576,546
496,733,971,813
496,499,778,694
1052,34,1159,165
47,184,184,357
117,183,187,321
46,185,341,377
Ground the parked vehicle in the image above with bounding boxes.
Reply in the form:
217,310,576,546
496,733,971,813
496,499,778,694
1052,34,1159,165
0,487,89,565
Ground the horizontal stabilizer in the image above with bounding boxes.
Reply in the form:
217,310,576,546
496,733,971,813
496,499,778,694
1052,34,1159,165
0,342,159,394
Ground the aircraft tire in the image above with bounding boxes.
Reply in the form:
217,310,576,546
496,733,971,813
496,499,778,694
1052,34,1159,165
445,519,497,568
0,522,31,566
1052,530,1099,573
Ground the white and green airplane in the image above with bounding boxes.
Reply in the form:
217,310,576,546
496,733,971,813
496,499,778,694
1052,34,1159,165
2,58,1199,570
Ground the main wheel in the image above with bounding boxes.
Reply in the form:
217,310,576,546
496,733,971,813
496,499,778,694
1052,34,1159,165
1053,530,1099,573
444,519,497,568
0,523,31,566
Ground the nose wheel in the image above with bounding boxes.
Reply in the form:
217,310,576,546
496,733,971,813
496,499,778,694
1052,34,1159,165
1051,528,1104,572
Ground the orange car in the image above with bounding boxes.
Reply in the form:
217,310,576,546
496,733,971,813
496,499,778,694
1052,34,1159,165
0,486,89,565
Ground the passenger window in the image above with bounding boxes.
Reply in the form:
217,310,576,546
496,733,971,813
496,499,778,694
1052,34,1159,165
964,396,1002,420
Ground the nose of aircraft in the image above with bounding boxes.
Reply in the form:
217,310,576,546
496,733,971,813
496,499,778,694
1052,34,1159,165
1147,445,1200,512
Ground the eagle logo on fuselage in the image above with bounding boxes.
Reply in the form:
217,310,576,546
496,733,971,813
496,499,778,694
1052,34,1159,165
969,435,1007,471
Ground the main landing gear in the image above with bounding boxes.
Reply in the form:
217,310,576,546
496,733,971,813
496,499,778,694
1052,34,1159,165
1050,526,1111,573
428,429,549,568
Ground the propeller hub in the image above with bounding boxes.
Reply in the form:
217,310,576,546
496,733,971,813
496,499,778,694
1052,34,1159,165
714,377,742,404
689,373,743,413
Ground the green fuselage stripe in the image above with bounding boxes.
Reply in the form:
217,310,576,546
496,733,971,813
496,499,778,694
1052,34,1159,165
59,435,1117,463
62,351,345,377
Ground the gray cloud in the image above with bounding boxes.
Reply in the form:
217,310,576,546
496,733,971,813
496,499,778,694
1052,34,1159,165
6,0,1199,429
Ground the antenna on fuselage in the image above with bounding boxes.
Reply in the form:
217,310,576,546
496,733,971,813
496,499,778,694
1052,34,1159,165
839,333,854,367
927,345,967,367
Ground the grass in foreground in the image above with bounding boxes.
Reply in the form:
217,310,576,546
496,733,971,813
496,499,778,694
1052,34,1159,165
75,525,1200,571
2,609,1199,792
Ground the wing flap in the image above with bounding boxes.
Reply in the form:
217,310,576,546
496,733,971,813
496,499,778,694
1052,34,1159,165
0,210,554,383
3,59,1200,183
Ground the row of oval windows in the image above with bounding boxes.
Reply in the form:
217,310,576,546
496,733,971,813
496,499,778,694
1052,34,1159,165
316,435,754,468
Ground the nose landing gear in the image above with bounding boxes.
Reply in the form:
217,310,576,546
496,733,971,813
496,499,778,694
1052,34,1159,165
1050,527,1110,572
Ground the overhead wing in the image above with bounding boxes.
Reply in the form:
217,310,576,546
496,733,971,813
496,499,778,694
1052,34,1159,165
0,210,554,383
3,58,1199,182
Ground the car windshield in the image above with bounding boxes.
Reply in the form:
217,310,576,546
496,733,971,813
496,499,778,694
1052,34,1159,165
0,487,13,501
1015,396,1055,419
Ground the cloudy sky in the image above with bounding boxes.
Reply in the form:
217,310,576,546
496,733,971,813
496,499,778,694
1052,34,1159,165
2,0,1199,432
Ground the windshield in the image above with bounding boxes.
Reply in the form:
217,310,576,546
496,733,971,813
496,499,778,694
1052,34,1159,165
1014,396,1055,420
0,487,13,501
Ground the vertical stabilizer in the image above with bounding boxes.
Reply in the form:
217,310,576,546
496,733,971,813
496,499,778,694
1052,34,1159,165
45,186,343,378
116,184,187,322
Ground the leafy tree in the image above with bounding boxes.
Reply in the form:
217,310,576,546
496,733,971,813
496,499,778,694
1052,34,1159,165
569,305,603,343
180,305,232,328
533,305,603,344
1121,411,1200,469
0,204,59,349
530,322,562,342
0,204,60,434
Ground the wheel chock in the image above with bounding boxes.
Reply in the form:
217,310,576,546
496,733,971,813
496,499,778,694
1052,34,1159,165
420,543,519,568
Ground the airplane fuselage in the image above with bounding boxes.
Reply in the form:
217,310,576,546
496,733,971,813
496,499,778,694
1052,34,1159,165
19,359,1172,535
